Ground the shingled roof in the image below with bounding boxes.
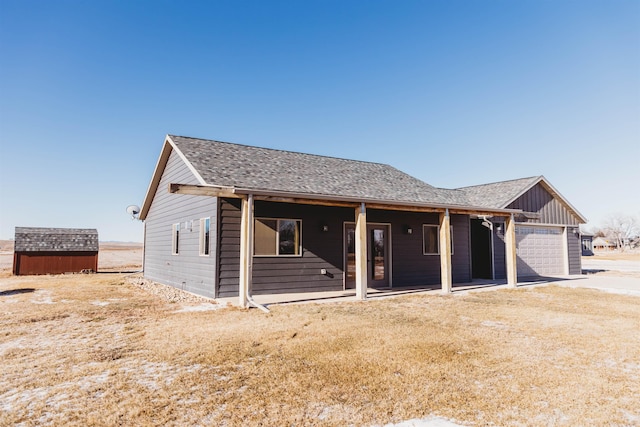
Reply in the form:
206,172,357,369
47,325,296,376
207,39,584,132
14,227,99,252
168,135,470,206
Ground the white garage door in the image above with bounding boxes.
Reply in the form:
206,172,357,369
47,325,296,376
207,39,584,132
516,226,565,277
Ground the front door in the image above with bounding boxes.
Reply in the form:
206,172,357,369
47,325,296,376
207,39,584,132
344,223,391,289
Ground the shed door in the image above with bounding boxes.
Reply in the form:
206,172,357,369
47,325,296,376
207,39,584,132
516,226,565,277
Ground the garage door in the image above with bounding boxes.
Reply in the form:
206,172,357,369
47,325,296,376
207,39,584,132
516,226,565,277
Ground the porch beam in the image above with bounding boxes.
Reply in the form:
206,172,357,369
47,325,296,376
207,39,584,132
238,195,253,308
505,213,518,287
354,203,368,300
255,195,359,209
439,209,452,294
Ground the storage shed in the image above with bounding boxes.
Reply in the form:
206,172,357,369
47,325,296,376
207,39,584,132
13,227,99,275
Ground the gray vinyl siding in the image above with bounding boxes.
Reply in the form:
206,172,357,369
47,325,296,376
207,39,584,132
493,221,506,280
507,183,580,225
567,227,582,275
217,198,241,298
450,215,471,284
366,210,471,286
252,202,352,295
143,149,217,298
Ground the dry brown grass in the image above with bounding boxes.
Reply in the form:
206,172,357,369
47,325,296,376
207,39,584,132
1,274,639,426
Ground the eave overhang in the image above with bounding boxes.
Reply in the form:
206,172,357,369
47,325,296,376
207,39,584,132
169,183,522,217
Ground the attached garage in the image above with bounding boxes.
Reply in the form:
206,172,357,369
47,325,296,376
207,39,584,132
516,226,566,277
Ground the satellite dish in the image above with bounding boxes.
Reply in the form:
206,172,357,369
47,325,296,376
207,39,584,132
126,205,141,220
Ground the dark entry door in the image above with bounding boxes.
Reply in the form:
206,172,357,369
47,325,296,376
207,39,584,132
471,219,493,279
345,223,390,288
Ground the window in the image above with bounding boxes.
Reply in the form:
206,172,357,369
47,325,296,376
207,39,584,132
199,217,211,256
423,225,439,255
254,218,301,256
422,224,454,255
172,223,180,255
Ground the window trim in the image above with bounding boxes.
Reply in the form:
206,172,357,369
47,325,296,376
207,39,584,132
422,224,454,255
199,217,211,256
172,223,180,255
253,217,302,257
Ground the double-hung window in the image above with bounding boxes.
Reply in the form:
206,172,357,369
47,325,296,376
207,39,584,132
254,218,301,256
199,217,211,256
172,223,180,255
422,224,454,255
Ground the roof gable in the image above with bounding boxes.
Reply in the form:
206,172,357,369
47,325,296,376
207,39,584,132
14,227,99,252
139,136,206,220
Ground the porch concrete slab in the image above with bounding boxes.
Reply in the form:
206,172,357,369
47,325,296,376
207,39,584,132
215,274,640,308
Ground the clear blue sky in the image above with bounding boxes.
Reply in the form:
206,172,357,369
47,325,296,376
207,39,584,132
1,0,638,242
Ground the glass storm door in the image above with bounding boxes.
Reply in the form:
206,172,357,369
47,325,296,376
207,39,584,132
344,223,390,288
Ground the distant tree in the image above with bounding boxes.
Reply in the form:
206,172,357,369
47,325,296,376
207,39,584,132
602,214,640,251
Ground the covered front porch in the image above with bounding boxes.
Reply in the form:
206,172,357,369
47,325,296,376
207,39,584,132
170,184,522,310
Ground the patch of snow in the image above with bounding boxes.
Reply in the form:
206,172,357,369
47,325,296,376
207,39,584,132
622,409,640,424
480,320,508,330
31,290,54,304
0,338,25,355
380,415,465,427
173,303,225,313
91,300,110,306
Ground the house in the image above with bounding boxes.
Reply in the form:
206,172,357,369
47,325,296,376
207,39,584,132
139,135,586,307
592,236,615,251
13,227,99,275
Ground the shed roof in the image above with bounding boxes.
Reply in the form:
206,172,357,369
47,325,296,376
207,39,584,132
14,227,99,252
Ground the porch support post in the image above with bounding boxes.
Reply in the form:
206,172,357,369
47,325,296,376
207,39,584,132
505,213,518,288
355,202,368,300
439,209,452,294
238,195,254,308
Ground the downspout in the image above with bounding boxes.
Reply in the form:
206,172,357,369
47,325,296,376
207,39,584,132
245,194,270,313
480,216,496,280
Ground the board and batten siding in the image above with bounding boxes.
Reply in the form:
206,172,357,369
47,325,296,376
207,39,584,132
143,149,218,298
507,183,580,226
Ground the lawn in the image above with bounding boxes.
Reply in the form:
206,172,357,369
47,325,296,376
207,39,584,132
1,273,639,426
